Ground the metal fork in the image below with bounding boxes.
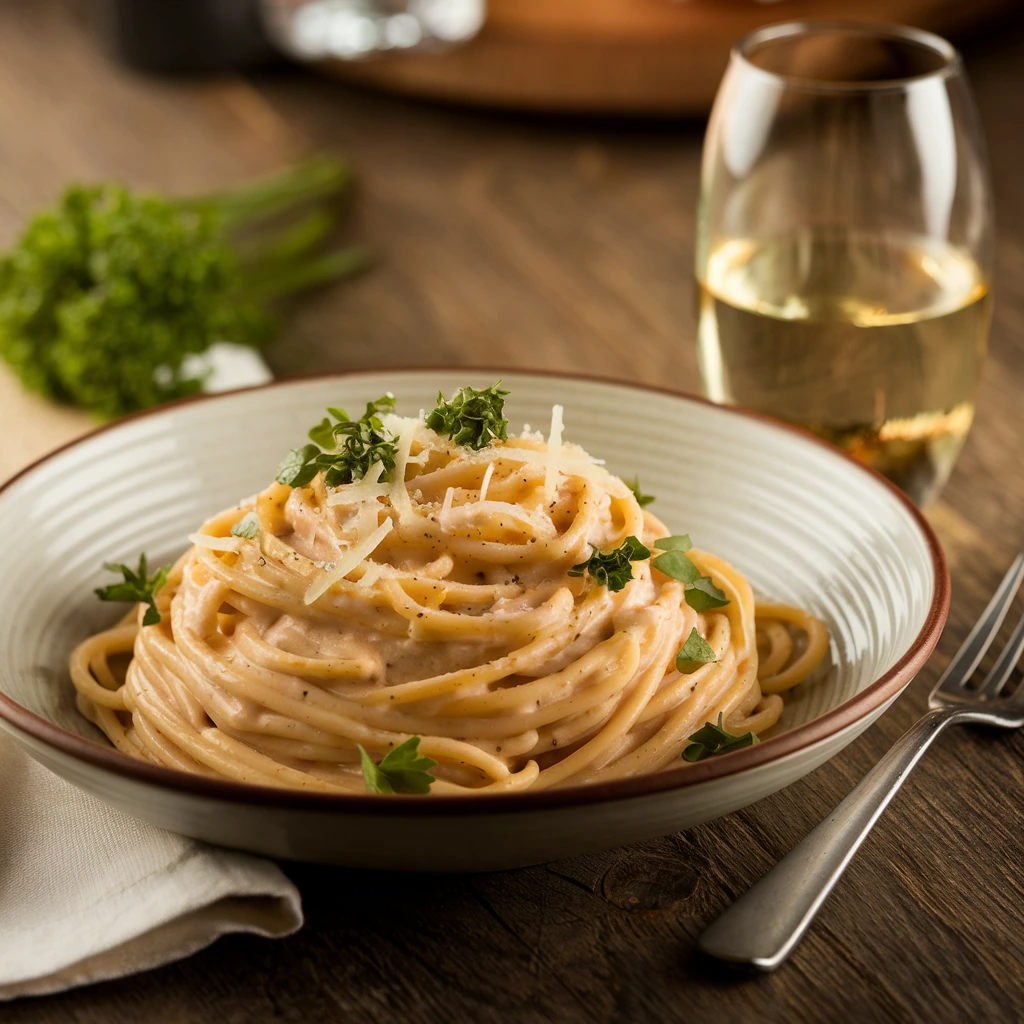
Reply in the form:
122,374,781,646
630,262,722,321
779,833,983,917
699,553,1024,971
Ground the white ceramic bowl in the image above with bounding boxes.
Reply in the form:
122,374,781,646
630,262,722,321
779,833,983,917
0,370,948,870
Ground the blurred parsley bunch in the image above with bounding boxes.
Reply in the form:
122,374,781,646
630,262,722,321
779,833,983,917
0,155,368,419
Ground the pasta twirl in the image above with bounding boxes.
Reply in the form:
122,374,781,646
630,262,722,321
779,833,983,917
71,405,829,794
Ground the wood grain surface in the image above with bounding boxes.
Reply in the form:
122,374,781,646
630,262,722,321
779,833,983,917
2,2,1023,1021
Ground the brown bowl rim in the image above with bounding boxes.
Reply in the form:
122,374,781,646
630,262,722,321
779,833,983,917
0,366,950,815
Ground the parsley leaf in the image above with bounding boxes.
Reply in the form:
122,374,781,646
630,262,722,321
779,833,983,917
276,394,398,488
358,737,437,795
568,535,651,593
684,576,730,611
652,549,701,584
651,541,729,611
682,713,758,761
625,476,655,507
653,534,691,552
675,627,717,673
230,511,261,539
426,382,509,450
95,553,170,627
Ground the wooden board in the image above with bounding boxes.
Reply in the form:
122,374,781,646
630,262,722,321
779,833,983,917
322,0,1019,114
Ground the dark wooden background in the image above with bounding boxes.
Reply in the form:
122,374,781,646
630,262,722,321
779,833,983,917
3,2,1023,1021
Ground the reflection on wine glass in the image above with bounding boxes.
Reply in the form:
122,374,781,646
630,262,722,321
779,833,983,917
695,21,993,507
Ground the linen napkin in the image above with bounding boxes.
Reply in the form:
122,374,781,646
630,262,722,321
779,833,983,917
0,737,302,1000
0,345,300,1000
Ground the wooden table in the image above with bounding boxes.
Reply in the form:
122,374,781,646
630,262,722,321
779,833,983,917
3,2,1023,1021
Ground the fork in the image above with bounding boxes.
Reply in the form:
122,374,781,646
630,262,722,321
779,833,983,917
699,553,1024,971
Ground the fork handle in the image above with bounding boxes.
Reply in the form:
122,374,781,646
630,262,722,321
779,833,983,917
698,707,953,970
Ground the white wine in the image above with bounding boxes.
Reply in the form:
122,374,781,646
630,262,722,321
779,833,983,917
697,233,991,505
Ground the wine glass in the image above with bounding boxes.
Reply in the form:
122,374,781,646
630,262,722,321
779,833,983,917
695,21,993,507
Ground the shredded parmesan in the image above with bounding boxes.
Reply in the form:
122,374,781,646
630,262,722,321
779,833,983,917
478,462,495,503
439,486,456,530
189,533,242,553
544,404,564,501
468,443,604,481
357,563,384,588
382,415,423,521
303,518,394,605
326,461,391,507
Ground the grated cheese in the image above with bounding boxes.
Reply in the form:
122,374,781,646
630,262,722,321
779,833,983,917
439,486,456,530
325,460,390,507
543,404,564,502
468,443,605,481
357,563,384,588
304,518,394,605
381,415,423,521
478,462,495,503
189,533,242,553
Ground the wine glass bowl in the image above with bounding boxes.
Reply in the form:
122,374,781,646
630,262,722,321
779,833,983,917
696,21,993,507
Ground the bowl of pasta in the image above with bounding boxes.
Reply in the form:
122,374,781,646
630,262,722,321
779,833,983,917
0,369,948,870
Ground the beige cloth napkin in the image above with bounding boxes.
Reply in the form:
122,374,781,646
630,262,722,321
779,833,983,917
0,351,302,1000
0,737,302,1001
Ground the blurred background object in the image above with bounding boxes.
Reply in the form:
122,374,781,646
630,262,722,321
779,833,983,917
90,0,1018,112
695,21,992,506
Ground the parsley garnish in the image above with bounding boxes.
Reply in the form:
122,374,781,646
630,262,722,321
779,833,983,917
358,737,437,795
568,535,651,593
682,713,758,762
625,476,656,507
652,548,701,583
276,394,398,488
230,511,260,538
651,541,729,611
676,627,717,673
654,534,691,552
426,381,509,450
95,553,170,627
685,576,730,611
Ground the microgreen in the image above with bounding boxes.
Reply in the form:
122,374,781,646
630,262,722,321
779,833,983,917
276,394,398,488
675,627,717,674
95,553,170,627
682,713,758,762
426,382,509,450
358,737,437,795
625,476,655,508
568,535,651,593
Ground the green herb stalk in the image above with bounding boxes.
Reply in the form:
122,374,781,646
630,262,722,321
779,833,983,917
0,155,369,420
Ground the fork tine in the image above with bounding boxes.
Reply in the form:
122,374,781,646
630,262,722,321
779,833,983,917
979,609,1024,697
934,553,1024,694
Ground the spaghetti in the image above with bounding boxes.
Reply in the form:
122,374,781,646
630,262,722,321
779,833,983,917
70,397,829,794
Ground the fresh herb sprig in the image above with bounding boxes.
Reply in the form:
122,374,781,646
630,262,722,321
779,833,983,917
95,553,170,626
276,394,398,488
682,713,758,762
358,737,437,795
0,156,370,420
651,535,729,612
676,627,717,674
426,382,509,450
625,476,655,508
568,535,651,593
